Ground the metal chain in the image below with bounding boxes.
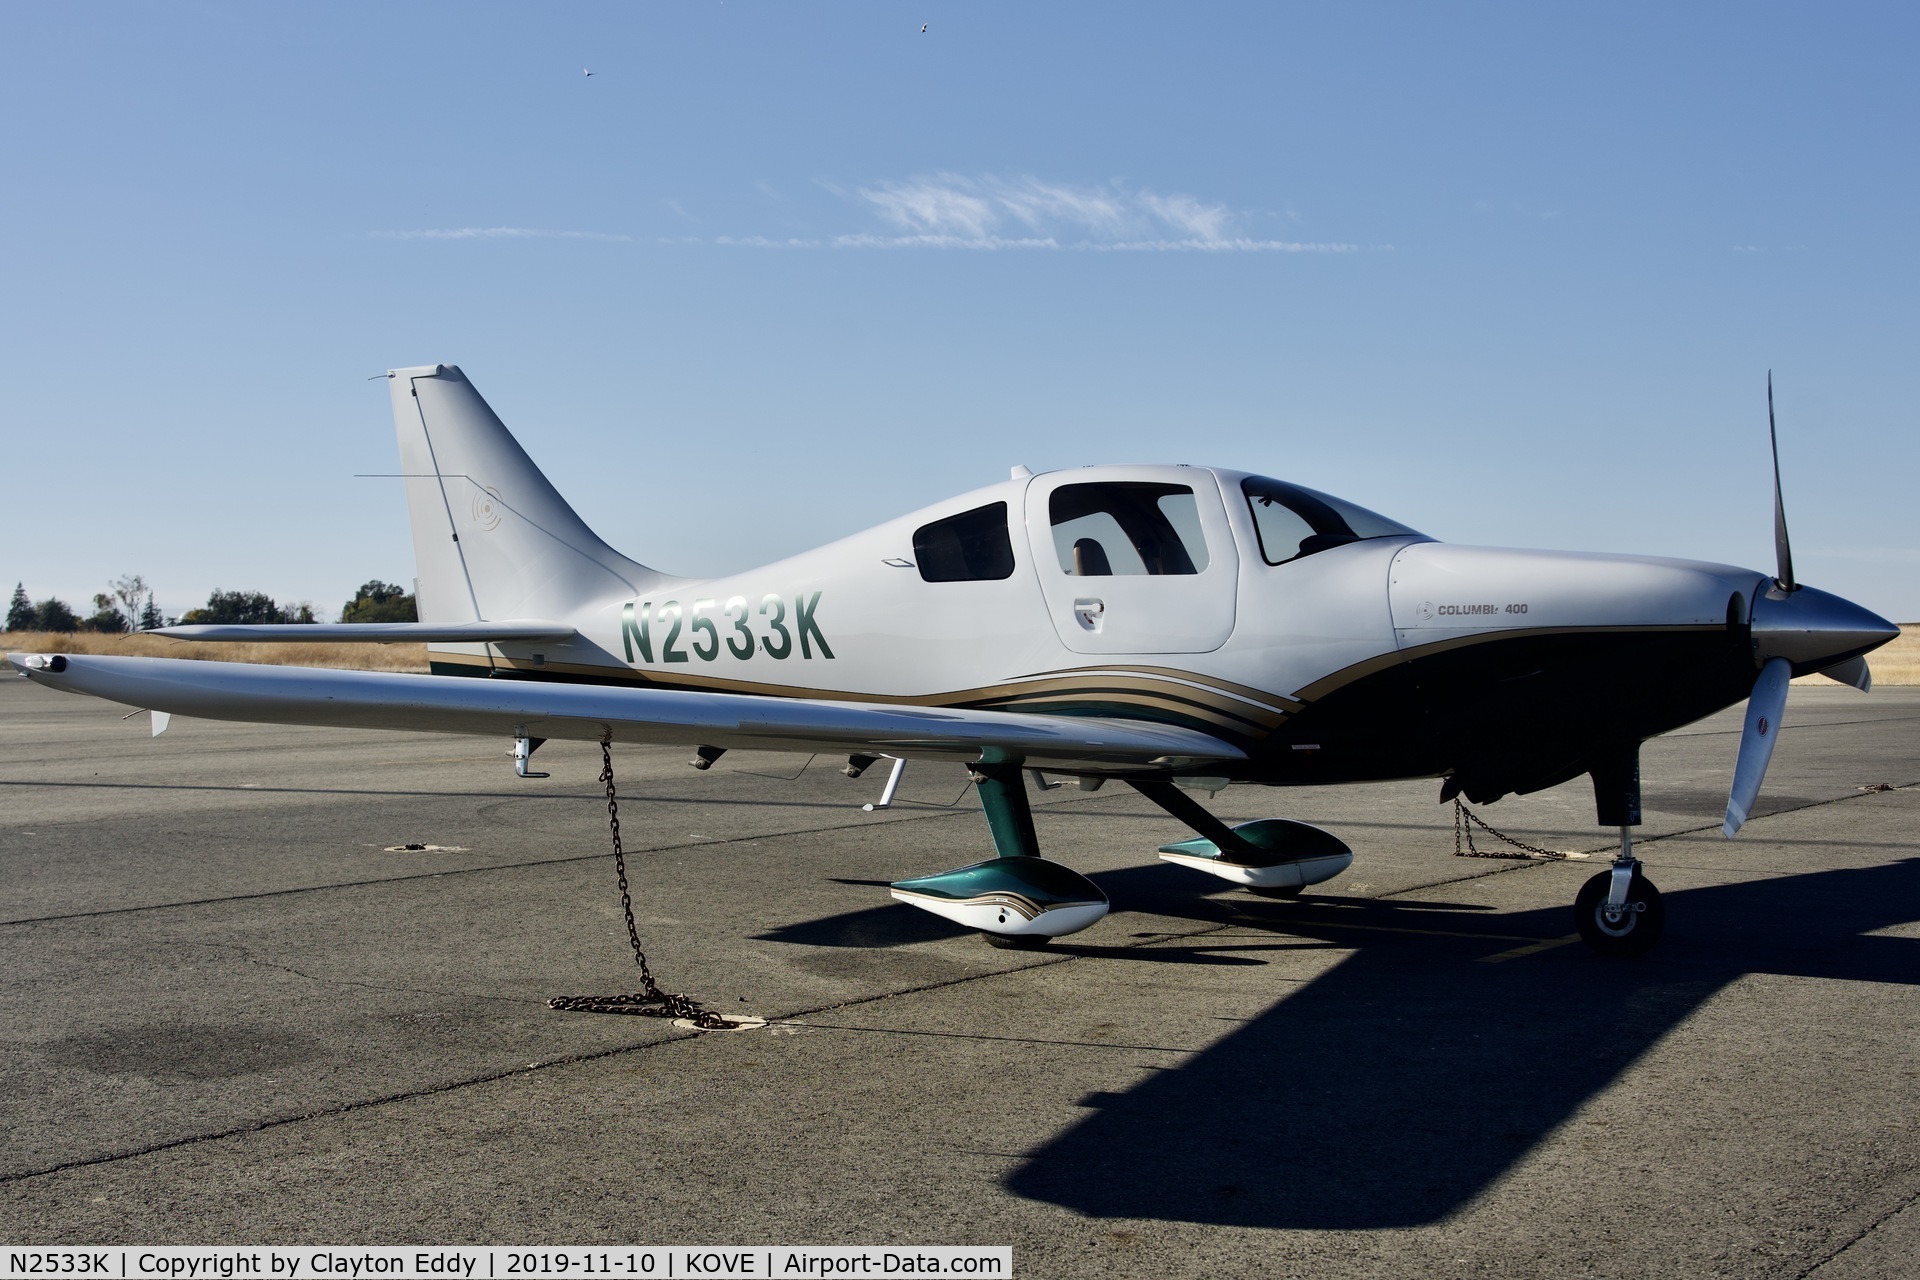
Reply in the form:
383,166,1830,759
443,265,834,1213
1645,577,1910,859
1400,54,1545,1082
1452,798,1568,861
546,739,735,1027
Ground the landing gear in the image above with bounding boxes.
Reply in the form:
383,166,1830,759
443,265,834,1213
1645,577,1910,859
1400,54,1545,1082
1576,748,1665,957
1132,781,1353,893
888,763,1110,947
1574,864,1665,957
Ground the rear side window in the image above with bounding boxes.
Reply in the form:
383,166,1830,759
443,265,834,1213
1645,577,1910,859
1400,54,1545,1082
913,502,1016,582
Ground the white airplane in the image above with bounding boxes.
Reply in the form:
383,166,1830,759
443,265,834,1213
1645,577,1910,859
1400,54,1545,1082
9,366,1898,958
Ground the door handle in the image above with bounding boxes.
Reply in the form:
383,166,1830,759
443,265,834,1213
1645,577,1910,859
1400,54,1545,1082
1073,598,1105,631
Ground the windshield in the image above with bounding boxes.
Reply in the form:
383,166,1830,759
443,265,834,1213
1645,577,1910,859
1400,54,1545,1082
1241,475,1421,566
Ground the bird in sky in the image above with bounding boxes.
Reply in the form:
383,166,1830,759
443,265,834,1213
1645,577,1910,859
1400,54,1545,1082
920,24,928,33
583,67,593,77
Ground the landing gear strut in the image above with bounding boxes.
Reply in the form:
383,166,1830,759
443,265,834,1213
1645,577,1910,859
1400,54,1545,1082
1578,746,1665,957
1574,826,1665,957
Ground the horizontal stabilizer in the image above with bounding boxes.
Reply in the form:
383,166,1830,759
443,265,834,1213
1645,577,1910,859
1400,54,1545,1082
7,653,1246,774
149,621,576,643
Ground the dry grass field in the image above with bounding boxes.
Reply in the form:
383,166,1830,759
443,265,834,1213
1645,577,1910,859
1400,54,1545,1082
1873,624,1919,683
1,632,430,672
6,626,1916,683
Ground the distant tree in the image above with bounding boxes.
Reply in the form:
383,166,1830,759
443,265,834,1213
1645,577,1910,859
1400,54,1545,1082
6,583,31,632
182,590,283,625
179,589,318,625
139,593,163,631
33,597,79,632
83,594,130,633
109,575,147,627
341,580,417,623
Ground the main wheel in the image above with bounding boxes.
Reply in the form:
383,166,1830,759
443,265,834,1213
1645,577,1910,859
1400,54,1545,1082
982,931,1052,950
1574,868,1665,957
1245,884,1304,899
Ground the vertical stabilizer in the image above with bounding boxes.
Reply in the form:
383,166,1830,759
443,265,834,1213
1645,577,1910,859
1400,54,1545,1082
387,365,663,625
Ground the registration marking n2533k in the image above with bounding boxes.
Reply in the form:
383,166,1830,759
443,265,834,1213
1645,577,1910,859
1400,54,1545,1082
621,594,833,664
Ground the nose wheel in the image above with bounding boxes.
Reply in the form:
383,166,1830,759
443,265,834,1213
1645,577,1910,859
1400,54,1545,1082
1574,865,1665,957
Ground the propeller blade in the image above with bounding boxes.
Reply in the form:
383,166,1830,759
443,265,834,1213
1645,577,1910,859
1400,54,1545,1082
1769,371,1795,591
1725,656,1792,837
1816,655,1872,692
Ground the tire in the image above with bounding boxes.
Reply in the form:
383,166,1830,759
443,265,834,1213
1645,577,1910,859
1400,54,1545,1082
1246,884,1305,899
982,931,1052,950
1574,868,1665,957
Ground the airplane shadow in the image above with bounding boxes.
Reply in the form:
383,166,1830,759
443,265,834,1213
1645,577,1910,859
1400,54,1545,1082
1000,858,1920,1228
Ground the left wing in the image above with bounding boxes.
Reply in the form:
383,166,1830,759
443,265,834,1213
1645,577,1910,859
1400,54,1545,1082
8,653,1244,774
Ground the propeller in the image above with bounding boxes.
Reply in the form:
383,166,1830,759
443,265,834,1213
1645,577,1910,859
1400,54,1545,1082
1723,376,1894,835
1727,375,1800,837
1768,371,1795,593
1724,657,1790,837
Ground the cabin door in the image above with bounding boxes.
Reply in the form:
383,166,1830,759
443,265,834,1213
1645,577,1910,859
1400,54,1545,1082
1023,468,1239,654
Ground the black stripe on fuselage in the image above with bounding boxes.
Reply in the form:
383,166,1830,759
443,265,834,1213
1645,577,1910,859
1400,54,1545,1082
1240,623,1753,795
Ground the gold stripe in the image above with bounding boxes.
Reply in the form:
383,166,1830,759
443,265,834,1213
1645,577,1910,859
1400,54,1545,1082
971,674,1289,728
973,691,1271,737
1019,663,1304,713
889,889,1100,920
890,889,1043,920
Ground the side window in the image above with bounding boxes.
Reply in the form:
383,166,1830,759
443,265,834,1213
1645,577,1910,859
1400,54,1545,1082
913,502,1016,582
1049,482,1210,576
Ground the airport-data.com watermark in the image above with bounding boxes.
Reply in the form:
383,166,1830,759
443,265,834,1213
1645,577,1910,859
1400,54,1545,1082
2,1250,1010,1280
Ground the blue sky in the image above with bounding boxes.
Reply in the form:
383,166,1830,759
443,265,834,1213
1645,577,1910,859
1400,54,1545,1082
3,2,1915,623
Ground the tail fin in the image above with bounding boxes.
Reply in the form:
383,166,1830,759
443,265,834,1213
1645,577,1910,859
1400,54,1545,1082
387,364,665,625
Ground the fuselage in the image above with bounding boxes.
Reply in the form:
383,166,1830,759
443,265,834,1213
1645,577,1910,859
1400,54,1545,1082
420,462,1831,804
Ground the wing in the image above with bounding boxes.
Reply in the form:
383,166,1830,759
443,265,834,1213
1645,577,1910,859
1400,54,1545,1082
8,654,1244,773
149,621,576,643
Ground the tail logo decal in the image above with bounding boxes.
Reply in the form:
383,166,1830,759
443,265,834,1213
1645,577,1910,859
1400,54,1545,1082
471,486,503,531
622,593,834,666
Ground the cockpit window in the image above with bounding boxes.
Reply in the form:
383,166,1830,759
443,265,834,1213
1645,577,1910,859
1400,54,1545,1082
913,502,1016,582
1241,476,1419,566
1050,482,1209,576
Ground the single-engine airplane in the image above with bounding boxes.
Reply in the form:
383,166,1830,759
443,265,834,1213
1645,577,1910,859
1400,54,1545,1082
9,366,1899,956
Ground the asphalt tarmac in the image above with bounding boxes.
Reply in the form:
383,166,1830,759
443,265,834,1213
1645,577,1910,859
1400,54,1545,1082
1,674,1916,1278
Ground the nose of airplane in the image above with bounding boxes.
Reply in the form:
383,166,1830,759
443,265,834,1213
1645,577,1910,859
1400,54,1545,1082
1749,584,1900,674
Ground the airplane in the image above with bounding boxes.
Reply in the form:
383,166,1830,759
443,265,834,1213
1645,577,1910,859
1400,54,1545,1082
8,365,1899,961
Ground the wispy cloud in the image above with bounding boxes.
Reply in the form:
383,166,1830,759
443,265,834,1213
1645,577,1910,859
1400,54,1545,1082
845,174,1351,252
711,174,1358,253
830,232,1063,251
712,235,826,248
370,227,632,242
